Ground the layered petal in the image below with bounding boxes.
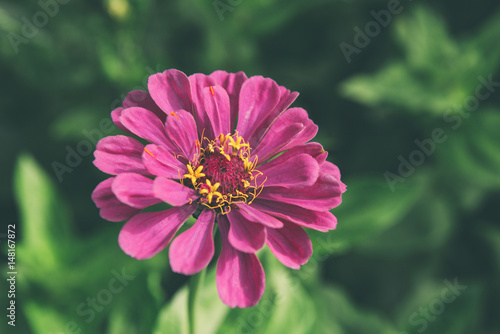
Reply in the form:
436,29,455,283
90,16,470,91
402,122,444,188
111,107,130,133
203,85,231,137
259,172,343,211
251,198,337,232
165,110,198,160
93,135,148,175
267,222,312,269
251,107,318,163
257,141,325,170
91,177,139,222
148,69,193,114
120,107,174,149
111,173,161,209
236,76,281,140
209,70,247,128
169,209,216,275
122,90,166,122
118,203,197,259
216,216,265,308
247,85,299,147
189,73,216,137
227,208,266,253
153,176,200,206
142,144,187,178
322,161,347,193
286,142,328,164
236,203,283,228
259,153,319,188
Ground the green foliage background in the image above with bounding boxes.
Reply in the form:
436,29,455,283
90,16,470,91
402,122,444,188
1,0,499,333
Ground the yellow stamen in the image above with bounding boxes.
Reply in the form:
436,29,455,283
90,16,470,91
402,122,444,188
200,180,223,204
183,164,205,185
209,86,215,96
228,134,250,153
218,133,226,144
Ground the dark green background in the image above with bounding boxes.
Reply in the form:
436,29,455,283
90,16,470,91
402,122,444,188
1,0,499,333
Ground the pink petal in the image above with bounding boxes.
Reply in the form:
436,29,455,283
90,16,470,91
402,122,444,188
259,153,319,188
274,85,299,115
189,73,216,137
120,107,174,148
153,176,200,206
251,199,337,232
91,177,139,222
148,69,193,114
322,161,347,193
259,172,343,211
247,85,299,147
236,76,281,140
227,209,266,253
111,173,161,209
165,110,198,160
203,85,231,138
287,143,328,164
236,203,283,228
267,222,312,269
93,135,149,175
251,107,318,163
169,209,215,275
216,216,265,308
111,107,131,134
123,90,167,122
142,144,187,178
257,142,326,169
118,203,197,259
209,71,247,129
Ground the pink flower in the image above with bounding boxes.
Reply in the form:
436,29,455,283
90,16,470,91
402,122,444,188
92,69,346,308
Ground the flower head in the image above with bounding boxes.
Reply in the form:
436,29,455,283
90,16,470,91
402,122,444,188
92,69,346,308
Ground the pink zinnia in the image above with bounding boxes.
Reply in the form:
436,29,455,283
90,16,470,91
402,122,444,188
91,69,346,308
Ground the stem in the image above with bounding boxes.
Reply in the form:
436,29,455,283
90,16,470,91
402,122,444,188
188,268,206,334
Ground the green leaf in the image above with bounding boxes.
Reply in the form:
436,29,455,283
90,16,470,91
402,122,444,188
340,4,498,116
358,193,452,257
23,302,73,334
466,8,500,77
309,175,425,256
438,110,500,190
313,287,399,334
154,268,229,334
396,279,482,334
259,254,317,334
14,154,73,268
394,4,459,73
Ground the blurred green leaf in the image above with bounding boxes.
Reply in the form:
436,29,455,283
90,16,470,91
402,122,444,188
154,268,229,334
50,107,112,141
438,110,500,190
309,175,425,256
14,154,72,268
340,5,500,116
394,5,459,72
397,280,482,334
23,302,72,334
313,287,399,334
358,193,452,257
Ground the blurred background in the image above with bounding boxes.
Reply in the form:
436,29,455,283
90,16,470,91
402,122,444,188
1,0,500,333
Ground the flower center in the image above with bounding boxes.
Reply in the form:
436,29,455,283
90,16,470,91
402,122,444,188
183,133,264,214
